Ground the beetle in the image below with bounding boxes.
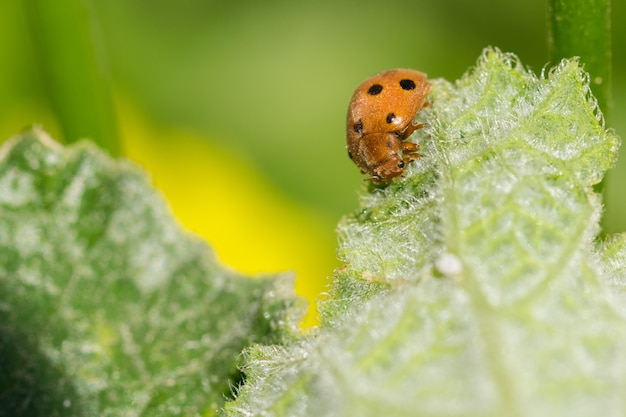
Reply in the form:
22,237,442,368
346,69,430,183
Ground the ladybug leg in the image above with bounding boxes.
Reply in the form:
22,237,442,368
364,175,383,184
400,121,426,139
401,141,420,161
402,140,419,154
403,155,416,165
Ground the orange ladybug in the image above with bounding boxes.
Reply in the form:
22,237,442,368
346,69,430,183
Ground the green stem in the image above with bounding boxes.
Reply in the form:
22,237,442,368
548,0,613,234
548,0,612,120
26,0,122,156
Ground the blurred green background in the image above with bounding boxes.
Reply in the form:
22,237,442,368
0,0,624,324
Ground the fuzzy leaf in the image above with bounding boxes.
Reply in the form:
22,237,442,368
0,128,304,417
225,48,623,416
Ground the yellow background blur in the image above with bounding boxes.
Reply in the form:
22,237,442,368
1,0,624,326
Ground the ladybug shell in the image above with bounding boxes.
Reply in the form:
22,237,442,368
346,69,430,182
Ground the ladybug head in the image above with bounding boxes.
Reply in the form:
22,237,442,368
360,132,407,183
369,153,406,184
350,132,409,184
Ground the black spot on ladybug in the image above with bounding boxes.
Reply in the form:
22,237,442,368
397,161,405,168
353,120,363,133
367,84,383,95
399,79,416,90
348,150,353,159
386,139,393,149
386,113,396,123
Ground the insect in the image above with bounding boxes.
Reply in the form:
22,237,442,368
346,69,430,183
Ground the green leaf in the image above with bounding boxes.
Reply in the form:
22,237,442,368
225,48,622,416
0,127,304,416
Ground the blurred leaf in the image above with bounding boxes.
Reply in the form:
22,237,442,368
0,128,304,416
226,49,623,416
26,0,121,154
117,104,338,327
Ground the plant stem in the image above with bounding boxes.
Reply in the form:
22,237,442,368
548,0,612,120
548,0,613,234
26,0,122,156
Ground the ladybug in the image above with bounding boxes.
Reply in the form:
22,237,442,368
346,69,430,183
